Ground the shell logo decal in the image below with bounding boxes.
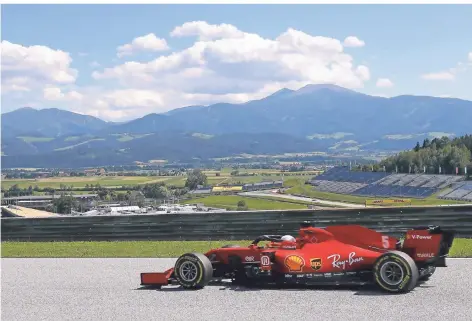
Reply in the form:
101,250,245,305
284,255,305,272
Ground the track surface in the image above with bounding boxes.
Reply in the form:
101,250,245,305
2,258,471,321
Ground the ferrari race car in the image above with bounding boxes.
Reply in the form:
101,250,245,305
140,222,455,293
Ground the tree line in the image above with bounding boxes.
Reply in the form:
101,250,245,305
378,135,472,176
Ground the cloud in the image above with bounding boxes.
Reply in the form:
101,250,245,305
2,22,371,122
421,71,455,81
43,87,83,101
117,33,169,57
421,52,472,81
95,23,370,99
89,61,101,68
376,78,394,88
170,21,245,41
343,36,365,48
1,40,78,93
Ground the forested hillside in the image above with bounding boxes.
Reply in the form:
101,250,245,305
378,135,472,175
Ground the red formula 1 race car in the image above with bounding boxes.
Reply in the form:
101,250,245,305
140,222,455,293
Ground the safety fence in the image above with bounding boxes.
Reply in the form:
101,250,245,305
1,205,472,242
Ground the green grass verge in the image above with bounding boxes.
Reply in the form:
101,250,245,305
182,195,307,210
2,238,471,258
1,240,252,258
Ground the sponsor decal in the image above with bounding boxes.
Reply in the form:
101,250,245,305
260,255,271,266
346,271,357,276
327,252,364,269
411,235,432,240
324,273,332,277
417,253,435,258
310,258,322,271
281,245,296,249
313,273,324,278
284,255,305,272
333,272,344,276
244,256,255,262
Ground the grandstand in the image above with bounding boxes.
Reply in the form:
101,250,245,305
242,181,283,191
308,166,466,199
376,174,463,188
438,182,472,201
310,180,367,194
313,166,390,183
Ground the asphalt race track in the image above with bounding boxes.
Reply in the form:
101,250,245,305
2,258,472,321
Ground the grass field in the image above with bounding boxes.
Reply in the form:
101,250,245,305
2,238,471,258
182,195,308,210
1,171,314,190
286,180,472,206
1,176,175,189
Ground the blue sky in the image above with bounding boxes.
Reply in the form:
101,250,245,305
2,4,472,121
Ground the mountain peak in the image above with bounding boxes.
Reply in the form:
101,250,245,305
295,84,358,95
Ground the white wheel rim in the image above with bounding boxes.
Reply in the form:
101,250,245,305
380,261,404,286
179,261,198,282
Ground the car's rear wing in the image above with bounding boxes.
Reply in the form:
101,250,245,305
401,225,455,267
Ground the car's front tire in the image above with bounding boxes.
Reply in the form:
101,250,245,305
173,253,213,289
373,251,419,293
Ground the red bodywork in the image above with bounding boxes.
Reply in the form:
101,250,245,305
140,224,453,287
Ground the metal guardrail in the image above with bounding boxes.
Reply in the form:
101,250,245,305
1,206,472,242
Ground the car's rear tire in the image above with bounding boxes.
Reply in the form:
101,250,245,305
173,253,213,289
373,251,419,293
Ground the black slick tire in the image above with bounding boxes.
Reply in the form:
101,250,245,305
173,253,213,289
372,250,419,293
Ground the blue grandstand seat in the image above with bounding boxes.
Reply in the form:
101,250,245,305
313,167,391,184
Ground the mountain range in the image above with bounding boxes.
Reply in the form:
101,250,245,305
2,84,471,168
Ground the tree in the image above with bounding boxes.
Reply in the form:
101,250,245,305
414,142,420,152
53,195,78,214
185,169,207,190
237,200,248,211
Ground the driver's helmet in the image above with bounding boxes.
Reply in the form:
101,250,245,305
281,235,296,242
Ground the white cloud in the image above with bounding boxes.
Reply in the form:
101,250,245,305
376,78,394,88
170,21,245,41
422,52,472,81
421,71,455,80
89,61,101,68
43,87,83,101
1,40,78,92
343,36,365,48
117,33,169,57
102,89,164,108
3,22,372,122
95,23,371,99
